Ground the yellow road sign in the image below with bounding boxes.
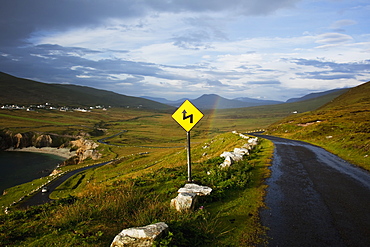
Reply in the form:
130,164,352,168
172,100,204,132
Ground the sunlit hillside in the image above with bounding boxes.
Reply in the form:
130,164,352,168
267,81,370,171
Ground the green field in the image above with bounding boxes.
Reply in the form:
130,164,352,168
0,104,276,246
1,82,367,246
0,105,278,246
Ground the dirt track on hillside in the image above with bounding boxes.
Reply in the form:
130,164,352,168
257,134,370,246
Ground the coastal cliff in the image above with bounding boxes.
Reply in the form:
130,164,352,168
0,130,72,150
0,130,101,166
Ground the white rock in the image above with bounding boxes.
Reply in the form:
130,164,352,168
170,192,198,211
242,143,252,150
111,222,168,247
239,133,249,139
247,137,258,144
178,183,212,196
220,151,233,158
247,137,258,146
234,147,249,155
220,151,244,162
220,156,233,168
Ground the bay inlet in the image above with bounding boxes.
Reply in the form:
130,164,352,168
0,151,65,194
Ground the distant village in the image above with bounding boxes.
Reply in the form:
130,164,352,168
0,103,111,112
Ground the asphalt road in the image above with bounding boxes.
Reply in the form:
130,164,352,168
257,134,370,246
18,161,112,208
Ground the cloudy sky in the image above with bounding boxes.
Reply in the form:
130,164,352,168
1,0,369,101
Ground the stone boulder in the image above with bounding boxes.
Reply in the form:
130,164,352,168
247,137,258,146
171,184,213,211
111,222,168,247
220,156,233,168
220,151,244,162
170,192,198,211
234,147,249,155
239,133,249,139
177,183,212,196
242,143,252,150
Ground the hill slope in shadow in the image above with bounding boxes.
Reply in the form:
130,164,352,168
0,72,172,110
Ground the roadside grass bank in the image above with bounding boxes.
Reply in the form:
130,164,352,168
267,103,370,171
0,132,273,246
267,81,370,171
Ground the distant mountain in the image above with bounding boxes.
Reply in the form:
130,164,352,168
142,90,348,110
286,88,349,103
0,71,350,111
144,90,348,110
143,94,284,109
140,96,188,106
0,72,173,110
234,97,282,105
191,94,275,109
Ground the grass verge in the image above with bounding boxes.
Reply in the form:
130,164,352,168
0,132,273,246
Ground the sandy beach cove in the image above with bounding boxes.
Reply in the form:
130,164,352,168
5,147,76,159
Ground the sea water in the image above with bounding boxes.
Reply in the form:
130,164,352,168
0,151,65,193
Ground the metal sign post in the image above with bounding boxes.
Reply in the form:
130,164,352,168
172,100,204,182
186,131,192,182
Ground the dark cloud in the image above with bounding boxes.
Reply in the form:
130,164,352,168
291,58,370,80
0,0,299,46
171,16,228,49
0,43,222,96
172,30,213,50
0,44,163,87
2,0,367,101
155,0,299,16
205,79,226,87
0,0,147,46
116,75,145,84
296,72,356,80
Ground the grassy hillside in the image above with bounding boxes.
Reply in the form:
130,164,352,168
286,88,348,103
205,89,348,132
0,130,273,246
267,81,370,171
0,72,172,110
0,86,352,246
